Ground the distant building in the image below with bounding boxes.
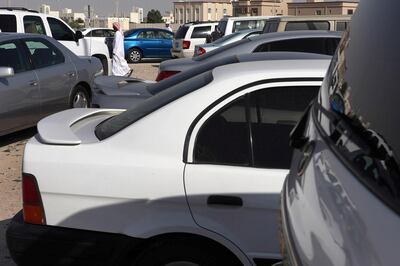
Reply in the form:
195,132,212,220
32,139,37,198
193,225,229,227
130,7,144,24
163,11,175,24
60,8,85,22
233,0,288,17
39,4,51,14
288,0,359,16
93,17,130,31
173,0,233,24
49,11,60,17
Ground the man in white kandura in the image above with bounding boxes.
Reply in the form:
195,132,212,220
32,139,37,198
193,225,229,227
112,22,132,76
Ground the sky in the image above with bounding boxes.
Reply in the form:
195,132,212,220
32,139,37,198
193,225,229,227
2,0,175,16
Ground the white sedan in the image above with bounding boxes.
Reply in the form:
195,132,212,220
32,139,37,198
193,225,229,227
7,59,329,266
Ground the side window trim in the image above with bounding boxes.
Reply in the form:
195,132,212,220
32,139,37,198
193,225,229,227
183,78,324,163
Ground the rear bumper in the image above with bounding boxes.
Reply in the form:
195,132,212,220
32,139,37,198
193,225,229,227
171,49,193,58
6,211,144,266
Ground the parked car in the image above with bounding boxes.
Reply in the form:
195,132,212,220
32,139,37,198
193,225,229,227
92,52,331,109
280,2,400,266
6,58,330,266
81,28,115,57
263,15,352,33
211,16,273,41
0,33,103,136
194,29,261,57
171,22,218,58
159,30,341,81
0,7,111,74
124,28,174,63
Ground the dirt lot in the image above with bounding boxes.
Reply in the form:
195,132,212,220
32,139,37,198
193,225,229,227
0,62,159,266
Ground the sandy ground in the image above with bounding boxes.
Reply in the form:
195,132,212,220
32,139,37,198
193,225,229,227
0,62,159,266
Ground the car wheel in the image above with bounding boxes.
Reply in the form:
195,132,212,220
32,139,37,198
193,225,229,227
128,48,142,63
70,85,90,108
132,239,240,266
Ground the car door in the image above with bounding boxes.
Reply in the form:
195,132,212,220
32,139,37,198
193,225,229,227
46,17,86,56
136,30,160,57
157,30,174,57
22,38,76,117
0,40,40,134
184,82,321,260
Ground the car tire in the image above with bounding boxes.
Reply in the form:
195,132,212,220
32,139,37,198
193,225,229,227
70,85,90,108
132,239,240,266
127,48,142,63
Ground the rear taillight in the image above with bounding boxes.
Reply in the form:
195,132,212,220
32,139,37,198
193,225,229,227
23,173,46,225
182,40,191,49
156,71,181,82
197,47,206,56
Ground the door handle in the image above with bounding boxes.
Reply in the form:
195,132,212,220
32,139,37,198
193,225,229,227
29,80,38,86
207,195,243,207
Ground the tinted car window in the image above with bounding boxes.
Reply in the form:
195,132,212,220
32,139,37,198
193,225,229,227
24,39,65,69
24,16,46,35
0,42,27,73
191,26,212,39
175,25,189,39
96,71,214,140
47,17,75,41
124,29,136,37
138,31,156,39
195,97,250,166
285,21,330,31
158,30,174,39
90,30,106,37
254,37,339,56
250,87,319,168
336,21,349,31
218,20,227,34
233,20,266,33
263,21,279,33
193,38,250,62
0,15,17,32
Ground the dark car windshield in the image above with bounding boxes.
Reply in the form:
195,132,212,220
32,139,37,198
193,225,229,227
193,38,250,61
315,31,400,212
175,25,189,39
96,71,214,140
149,55,239,95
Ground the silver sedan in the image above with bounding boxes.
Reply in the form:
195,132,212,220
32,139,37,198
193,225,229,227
194,29,261,57
0,33,103,136
158,30,342,81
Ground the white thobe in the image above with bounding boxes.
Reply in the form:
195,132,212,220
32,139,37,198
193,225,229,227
112,30,131,76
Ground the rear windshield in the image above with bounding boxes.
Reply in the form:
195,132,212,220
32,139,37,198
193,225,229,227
95,71,214,140
233,20,266,33
149,55,239,95
193,38,250,62
212,31,242,44
175,25,189,39
0,15,17,32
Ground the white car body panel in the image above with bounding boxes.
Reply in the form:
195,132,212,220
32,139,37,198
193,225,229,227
23,59,329,265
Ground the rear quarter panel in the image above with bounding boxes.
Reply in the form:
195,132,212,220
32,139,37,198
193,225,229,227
285,111,400,266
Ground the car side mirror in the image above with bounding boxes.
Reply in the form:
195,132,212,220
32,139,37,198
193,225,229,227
75,30,84,42
0,67,14,78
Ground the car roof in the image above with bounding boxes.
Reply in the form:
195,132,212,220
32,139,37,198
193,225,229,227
236,51,331,62
211,58,330,85
248,30,342,42
0,32,53,41
220,15,275,21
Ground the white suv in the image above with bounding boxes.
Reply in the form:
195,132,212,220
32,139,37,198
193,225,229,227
0,7,112,75
171,22,217,58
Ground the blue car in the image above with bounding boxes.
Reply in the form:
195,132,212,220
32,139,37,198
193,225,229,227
124,28,174,63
